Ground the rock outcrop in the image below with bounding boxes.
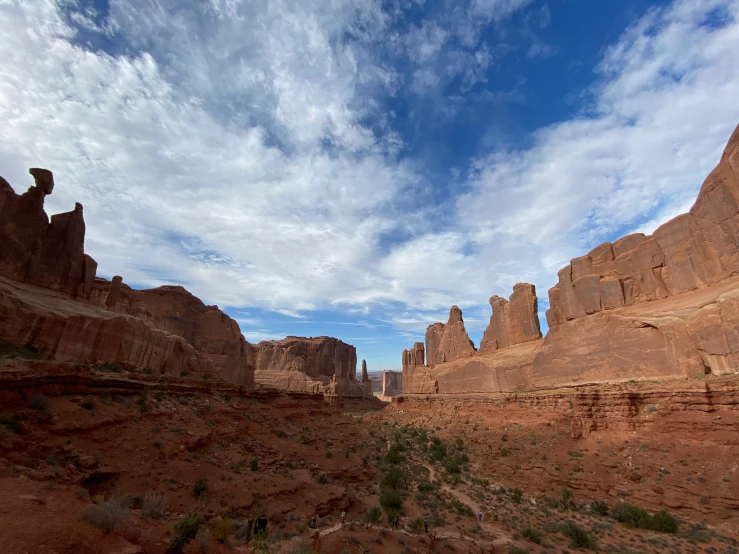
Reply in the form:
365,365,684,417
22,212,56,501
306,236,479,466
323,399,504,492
402,122,739,394
361,359,369,382
253,336,372,397
402,342,425,371
0,169,96,298
89,278,254,384
425,306,476,365
381,370,402,397
546,123,739,327
479,283,541,352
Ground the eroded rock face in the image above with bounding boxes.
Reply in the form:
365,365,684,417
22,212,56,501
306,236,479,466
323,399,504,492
402,123,739,394
0,170,95,297
361,359,369,382
479,283,542,352
253,336,371,397
426,306,475,365
89,278,254,385
545,123,739,327
382,370,402,396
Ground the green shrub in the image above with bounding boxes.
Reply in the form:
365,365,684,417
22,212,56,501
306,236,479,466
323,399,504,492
169,513,202,553
591,500,609,516
417,480,435,492
142,491,167,519
250,459,259,471
142,367,154,375
521,527,542,544
317,473,328,484
382,467,403,489
380,490,403,514
611,502,653,529
508,547,529,554
192,478,208,498
650,510,679,534
562,520,596,549
509,488,523,504
366,506,382,523
386,445,404,464
97,362,123,373
560,487,574,509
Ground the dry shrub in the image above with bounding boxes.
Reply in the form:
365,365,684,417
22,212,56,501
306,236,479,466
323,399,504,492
142,491,167,519
80,497,130,533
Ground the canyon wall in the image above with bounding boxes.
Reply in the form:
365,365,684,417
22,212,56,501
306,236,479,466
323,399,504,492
252,336,372,397
0,169,362,391
402,122,739,394
382,370,403,397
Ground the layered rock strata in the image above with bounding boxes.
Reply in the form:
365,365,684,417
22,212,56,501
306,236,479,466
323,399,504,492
89,278,253,384
253,336,372,397
402,122,739,394
381,370,402,397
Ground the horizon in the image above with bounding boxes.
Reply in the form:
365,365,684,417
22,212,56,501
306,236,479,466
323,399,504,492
2,0,739,371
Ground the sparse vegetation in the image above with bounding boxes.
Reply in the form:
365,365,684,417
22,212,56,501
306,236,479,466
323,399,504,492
192,478,208,498
80,497,129,533
169,513,202,553
142,491,167,519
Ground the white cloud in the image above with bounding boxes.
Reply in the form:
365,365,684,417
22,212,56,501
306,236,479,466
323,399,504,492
0,0,738,348
275,309,307,319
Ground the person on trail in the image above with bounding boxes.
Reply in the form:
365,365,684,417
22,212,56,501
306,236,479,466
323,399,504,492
341,510,346,526
478,510,483,523
423,519,428,533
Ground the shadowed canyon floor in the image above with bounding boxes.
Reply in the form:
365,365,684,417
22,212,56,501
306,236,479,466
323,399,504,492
2,353,739,553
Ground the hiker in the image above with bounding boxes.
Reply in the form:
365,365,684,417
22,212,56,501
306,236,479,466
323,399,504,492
341,510,346,526
423,519,428,533
478,510,483,523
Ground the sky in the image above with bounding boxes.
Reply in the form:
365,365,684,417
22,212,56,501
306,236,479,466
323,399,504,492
1,0,739,372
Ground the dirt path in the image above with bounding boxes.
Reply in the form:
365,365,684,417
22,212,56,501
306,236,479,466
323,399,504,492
426,464,513,549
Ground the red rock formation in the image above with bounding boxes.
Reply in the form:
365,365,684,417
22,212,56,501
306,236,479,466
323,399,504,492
546,123,739,326
89,277,253,385
479,283,542,352
402,342,425,369
361,359,369,382
402,122,739,394
253,336,371,396
425,306,476,365
381,370,402,396
0,169,95,298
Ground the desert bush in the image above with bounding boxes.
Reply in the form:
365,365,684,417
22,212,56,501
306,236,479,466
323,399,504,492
611,502,652,529
142,491,167,519
29,394,49,411
142,367,154,375
650,510,679,533
366,506,382,523
250,458,259,471
520,527,542,544
451,500,474,517
560,487,575,509
214,516,231,543
418,480,435,492
316,473,328,484
152,438,164,449
80,497,130,533
193,478,208,498
509,488,523,504
380,490,403,515
169,513,202,553
97,362,123,373
508,547,529,554
386,445,404,464
382,467,404,489
561,520,596,549
407,517,424,533
591,500,609,516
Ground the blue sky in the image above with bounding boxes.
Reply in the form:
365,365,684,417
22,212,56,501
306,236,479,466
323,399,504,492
1,0,739,372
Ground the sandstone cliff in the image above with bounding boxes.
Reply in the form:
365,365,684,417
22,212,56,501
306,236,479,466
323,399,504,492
402,122,739,394
0,169,96,298
252,336,372,397
479,283,541,352
381,370,402,397
424,306,476,366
